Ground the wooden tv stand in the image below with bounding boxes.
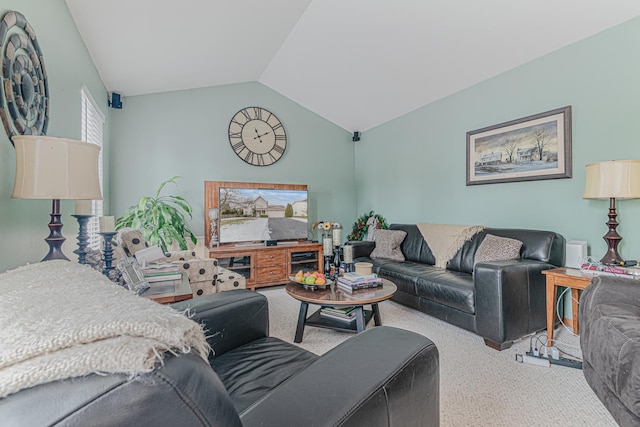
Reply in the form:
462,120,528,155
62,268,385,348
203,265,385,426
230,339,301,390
208,242,323,290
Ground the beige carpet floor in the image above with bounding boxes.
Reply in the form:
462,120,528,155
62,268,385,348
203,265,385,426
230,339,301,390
259,286,616,427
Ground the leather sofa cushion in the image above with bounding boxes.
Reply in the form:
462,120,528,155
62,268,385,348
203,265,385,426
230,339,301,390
415,268,475,314
390,224,435,265
211,337,317,414
376,260,430,296
378,262,475,315
481,228,564,265
447,228,564,274
582,302,640,418
446,232,483,274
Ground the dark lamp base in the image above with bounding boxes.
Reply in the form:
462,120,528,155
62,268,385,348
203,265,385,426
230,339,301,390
42,199,70,262
600,249,624,266
599,197,624,266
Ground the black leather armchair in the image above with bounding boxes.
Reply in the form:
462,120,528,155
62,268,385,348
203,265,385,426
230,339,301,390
0,290,440,427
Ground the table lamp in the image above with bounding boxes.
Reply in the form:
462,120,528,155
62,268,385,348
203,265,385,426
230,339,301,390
12,135,103,261
583,160,640,265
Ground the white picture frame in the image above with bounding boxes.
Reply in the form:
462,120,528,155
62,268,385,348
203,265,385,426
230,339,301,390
117,257,149,294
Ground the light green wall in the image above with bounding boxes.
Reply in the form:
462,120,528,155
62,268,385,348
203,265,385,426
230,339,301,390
0,0,110,272
3,4,640,277
109,82,355,241
356,17,640,261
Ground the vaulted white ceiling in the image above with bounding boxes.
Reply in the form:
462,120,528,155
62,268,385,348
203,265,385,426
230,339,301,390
65,0,640,132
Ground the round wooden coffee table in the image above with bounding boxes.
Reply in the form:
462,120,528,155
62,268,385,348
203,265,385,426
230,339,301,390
285,278,397,343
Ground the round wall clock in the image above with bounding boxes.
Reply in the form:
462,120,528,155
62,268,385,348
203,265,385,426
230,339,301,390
228,107,287,166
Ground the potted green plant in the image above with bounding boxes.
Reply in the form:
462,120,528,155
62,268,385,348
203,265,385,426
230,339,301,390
116,176,197,252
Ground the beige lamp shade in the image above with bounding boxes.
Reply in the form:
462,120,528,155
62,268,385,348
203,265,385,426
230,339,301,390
583,160,640,200
12,135,103,200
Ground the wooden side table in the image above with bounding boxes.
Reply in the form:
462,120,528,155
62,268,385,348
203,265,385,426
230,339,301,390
542,267,594,346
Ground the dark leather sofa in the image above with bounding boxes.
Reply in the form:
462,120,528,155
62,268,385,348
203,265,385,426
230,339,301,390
353,224,565,350
0,290,440,427
580,275,640,427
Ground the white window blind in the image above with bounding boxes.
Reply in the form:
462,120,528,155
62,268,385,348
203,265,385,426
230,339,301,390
81,87,105,250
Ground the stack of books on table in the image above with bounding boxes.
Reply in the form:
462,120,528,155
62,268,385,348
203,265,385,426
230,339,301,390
580,262,639,279
142,263,183,293
320,306,356,322
337,272,383,292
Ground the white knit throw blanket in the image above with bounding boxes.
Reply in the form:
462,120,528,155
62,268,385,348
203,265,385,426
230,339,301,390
0,261,209,398
417,223,485,268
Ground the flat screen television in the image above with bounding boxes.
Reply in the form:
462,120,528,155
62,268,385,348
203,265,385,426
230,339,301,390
218,187,308,244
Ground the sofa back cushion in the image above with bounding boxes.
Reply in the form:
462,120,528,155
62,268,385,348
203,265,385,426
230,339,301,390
484,228,565,265
447,228,565,274
389,224,435,265
389,224,564,273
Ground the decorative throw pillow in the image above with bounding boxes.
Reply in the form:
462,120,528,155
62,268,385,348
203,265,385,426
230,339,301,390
370,229,407,261
474,234,523,265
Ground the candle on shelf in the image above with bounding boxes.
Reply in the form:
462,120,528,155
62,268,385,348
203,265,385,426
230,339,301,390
332,228,341,247
75,200,92,215
99,216,116,233
323,237,333,257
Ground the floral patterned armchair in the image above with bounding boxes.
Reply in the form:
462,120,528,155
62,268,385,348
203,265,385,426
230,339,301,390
117,229,246,297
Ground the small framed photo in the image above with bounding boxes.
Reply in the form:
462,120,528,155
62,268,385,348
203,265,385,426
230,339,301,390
117,257,149,294
466,106,572,185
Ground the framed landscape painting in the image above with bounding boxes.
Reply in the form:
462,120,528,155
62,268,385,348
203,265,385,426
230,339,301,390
466,106,572,186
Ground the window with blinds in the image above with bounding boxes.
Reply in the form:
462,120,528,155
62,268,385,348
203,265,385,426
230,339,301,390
81,87,105,250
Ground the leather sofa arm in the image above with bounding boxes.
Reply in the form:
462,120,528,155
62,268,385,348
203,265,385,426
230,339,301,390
350,240,376,259
474,259,553,349
240,327,439,427
172,290,269,359
0,354,244,427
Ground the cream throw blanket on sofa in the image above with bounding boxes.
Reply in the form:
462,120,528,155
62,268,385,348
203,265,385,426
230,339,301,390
417,223,485,268
0,261,209,398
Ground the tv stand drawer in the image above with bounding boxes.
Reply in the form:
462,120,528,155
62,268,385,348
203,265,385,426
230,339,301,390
256,250,286,266
256,265,287,281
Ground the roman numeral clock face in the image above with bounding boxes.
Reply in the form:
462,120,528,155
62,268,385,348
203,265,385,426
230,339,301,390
228,107,287,166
